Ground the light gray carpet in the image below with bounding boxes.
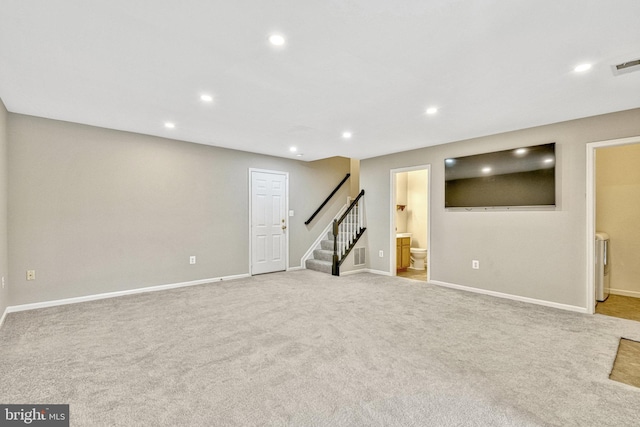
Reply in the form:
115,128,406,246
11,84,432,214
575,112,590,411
1,270,639,426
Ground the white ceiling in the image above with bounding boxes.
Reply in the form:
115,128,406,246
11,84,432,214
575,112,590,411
1,0,640,161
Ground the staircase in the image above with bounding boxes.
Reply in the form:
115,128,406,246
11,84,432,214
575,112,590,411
305,190,366,276
305,233,335,274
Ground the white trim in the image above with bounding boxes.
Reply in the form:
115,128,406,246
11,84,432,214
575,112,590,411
340,267,371,276
343,268,392,277
0,307,8,329
6,274,250,314
430,280,587,314
389,165,431,281
249,168,289,276
586,135,640,315
586,144,596,313
287,266,304,272
610,288,640,298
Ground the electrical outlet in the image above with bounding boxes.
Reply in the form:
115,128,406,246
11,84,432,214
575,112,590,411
190,256,196,265
27,270,36,280
472,260,480,269
379,250,384,257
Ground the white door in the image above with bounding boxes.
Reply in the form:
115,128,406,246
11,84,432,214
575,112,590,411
250,170,287,275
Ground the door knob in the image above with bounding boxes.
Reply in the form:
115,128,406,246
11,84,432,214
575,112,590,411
282,225,287,230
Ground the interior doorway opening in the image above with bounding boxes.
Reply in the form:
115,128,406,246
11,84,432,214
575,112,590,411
390,165,431,281
586,136,640,316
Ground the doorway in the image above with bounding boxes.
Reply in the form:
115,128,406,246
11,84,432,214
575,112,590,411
586,136,640,317
249,169,289,275
390,165,431,281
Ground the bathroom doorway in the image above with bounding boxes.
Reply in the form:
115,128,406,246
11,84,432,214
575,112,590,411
587,137,640,321
390,165,430,281
587,136,640,317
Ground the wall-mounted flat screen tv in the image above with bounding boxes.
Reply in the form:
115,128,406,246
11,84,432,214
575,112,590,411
445,143,556,208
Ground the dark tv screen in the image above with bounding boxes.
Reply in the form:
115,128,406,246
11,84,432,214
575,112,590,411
445,143,556,208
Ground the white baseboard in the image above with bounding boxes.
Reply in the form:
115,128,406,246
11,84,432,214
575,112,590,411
326,269,589,315
5,273,251,315
429,280,587,314
342,268,392,277
609,288,640,298
0,307,8,330
287,266,304,272
339,268,367,276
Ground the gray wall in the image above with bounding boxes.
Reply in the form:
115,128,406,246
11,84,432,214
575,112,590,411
0,99,8,316
360,108,640,309
8,114,350,305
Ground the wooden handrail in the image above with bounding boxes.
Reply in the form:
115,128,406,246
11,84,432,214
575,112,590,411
336,189,364,224
304,173,350,225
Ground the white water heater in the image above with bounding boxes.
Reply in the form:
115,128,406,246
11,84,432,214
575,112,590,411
595,232,610,302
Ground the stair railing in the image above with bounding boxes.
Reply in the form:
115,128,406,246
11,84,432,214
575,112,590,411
305,173,350,225
332,189,366,276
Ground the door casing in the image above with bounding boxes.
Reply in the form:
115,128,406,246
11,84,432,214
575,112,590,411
389,164,431,280
586,135,640,313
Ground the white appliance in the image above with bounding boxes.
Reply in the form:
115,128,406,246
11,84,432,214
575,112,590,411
595,232,610,302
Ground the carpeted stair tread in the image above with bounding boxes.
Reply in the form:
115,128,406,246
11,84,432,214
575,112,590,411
320,240,333,251
307,227,364,275
313,248,334,262
305,259,332,274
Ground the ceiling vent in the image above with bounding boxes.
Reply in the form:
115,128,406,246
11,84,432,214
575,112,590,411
612,58,640,76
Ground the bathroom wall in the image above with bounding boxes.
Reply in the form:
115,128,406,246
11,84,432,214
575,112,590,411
596,143,640,297
394,169,428,248
395,172,408,233
406,170,428,249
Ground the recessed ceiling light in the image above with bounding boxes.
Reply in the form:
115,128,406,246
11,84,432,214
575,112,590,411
269,34,286,46
481,167,492,174
164,122,175,129
515,148,528,155
574,63,592,72
200,94,213,103
289,146,297,152
342,131,352,139
296,153,303,157
544,158,554,164
445,158,455,165
426,107,438,115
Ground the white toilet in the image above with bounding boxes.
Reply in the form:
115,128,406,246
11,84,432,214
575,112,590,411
409,248,427,270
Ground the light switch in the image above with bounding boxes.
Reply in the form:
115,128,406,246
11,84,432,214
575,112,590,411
289,210,294,217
